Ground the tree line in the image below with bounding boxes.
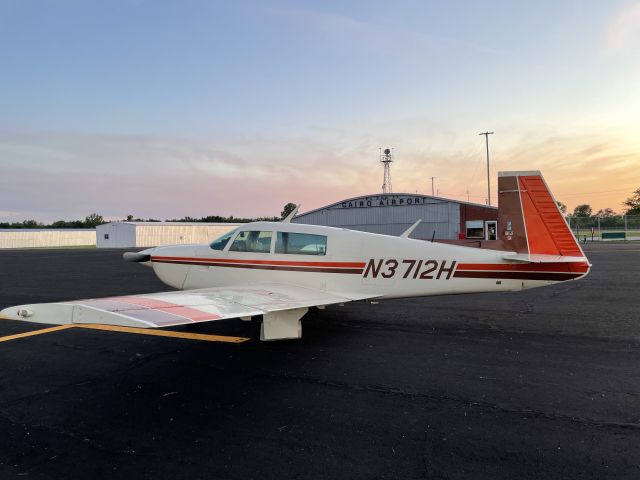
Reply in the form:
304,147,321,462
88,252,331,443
0,203,299,229
556,188,640,219
2,188,638,230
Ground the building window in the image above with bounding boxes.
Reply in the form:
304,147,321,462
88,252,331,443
465,220,484,239
103,234,109,240
275,232,327,255
229,231,272,253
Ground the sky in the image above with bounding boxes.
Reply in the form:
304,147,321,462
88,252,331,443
1,0,639,222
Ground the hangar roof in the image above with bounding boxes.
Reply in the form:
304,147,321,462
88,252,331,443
295,192,497,218
102,222,243,227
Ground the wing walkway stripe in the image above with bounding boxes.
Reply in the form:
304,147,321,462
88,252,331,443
103,296,223,322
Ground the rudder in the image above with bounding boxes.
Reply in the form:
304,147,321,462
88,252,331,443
498,171,584,257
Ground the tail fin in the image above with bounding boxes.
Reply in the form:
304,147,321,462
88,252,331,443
498,171,585,257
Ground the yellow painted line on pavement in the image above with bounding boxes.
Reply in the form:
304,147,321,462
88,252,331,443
0,324,75,343
0,317,250,344
74,324,250,343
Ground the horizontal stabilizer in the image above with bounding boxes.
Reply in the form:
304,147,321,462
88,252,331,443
400,219,422,238
503,253,590,264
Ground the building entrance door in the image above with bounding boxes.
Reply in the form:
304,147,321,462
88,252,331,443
485,221,497,241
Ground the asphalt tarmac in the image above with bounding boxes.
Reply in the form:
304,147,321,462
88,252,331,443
0,243,639,479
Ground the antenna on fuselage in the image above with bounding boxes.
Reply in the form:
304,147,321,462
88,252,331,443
282,204,301,223
400,219,422,238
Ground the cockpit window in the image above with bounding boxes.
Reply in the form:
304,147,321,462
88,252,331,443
229,231,273,253
275,232,327,256
210,227,239,251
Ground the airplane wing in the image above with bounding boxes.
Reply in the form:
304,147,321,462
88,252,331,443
0,284,379,340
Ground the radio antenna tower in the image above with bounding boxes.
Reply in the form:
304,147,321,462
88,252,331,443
380,147,394,193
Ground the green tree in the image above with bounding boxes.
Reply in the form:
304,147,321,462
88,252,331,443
21,219,43,228
556,201,567,214
84,213,105,228
596,208,624,228
126,214,134,221
280,202,298,220
572,204,592,217
624,188,640,215
595,208,616,217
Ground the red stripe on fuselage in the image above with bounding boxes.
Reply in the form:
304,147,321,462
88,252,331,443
151,256,365,268
453,271,583,281
456,262,589,273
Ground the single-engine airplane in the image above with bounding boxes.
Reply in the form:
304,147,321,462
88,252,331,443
1,171,590,340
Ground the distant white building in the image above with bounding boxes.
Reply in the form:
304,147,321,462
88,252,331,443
96,222,241,248
0,229,96,249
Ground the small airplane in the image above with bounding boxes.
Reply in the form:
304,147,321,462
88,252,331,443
1,171,590,341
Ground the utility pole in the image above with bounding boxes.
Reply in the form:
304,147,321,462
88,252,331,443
429,177,436,196
479,131,494,205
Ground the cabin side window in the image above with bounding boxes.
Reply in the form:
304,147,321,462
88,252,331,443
275,232,327,256
229,231,273,253
210,227,240,250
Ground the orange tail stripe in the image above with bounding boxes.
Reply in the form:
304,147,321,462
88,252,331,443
519,176,582,256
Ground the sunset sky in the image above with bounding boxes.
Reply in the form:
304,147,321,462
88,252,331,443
1,0,639,222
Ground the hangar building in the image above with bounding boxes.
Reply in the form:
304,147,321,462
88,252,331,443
96,222,240,248
0,229,96,249
293,193,498,241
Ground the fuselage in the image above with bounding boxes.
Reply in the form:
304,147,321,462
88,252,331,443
140,222,590,300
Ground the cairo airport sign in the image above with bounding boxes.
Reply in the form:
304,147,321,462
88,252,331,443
338,195,440,209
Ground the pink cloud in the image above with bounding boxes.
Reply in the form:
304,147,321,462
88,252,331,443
603,1,640,54
1,128,638,223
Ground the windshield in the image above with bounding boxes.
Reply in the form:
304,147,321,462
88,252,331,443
209,227,240,250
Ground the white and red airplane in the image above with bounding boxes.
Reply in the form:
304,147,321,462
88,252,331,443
1,171,590,340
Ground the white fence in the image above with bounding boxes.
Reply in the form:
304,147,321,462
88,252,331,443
0,229,96,249
567,215,640,241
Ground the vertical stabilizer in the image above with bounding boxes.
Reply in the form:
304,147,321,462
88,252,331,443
498,171,584,257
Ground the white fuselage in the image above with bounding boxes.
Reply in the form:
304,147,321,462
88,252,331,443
142,222,588,300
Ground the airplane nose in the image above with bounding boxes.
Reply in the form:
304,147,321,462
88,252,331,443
149,245,194,289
